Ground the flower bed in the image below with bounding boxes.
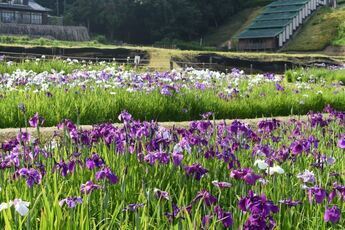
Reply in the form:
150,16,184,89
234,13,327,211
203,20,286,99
0,107,344,228
0,68,344,128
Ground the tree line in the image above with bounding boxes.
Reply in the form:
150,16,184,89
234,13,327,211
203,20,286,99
36,0,272,44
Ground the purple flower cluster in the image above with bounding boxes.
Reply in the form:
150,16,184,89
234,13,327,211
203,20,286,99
85,153,105,170
95,167,118,184
324,206,341,223
14,168,42,188
239,190,279,229
29,113,45,128
230,168,261,185
53,159,81,177
59,197,83,208
308,186,327,204
184,164,208,180
80,181,102,194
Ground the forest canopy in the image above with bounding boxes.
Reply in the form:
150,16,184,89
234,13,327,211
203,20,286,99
36,0,272,44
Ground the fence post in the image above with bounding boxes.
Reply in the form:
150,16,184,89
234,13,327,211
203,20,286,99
250,64,253,75
170,61,173,70
284,63,287,72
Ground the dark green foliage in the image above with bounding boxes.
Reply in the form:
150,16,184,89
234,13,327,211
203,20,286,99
35,0,270,44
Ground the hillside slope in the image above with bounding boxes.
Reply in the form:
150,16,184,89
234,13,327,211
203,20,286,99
283,7,345,51
203,7,264,47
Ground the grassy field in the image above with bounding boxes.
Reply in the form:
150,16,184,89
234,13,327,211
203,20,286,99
285,68,345,84
283,7,345,51
2,84,344,128
0,36,105,48
0,59,129,74
0,67,344,128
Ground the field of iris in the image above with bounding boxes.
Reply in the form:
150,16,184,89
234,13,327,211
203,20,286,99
0,59,344,128
0,108,344,229
0,59,344,229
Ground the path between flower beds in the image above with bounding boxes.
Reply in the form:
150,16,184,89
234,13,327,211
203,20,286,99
0,115,310,143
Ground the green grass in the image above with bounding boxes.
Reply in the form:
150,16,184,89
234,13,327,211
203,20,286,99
285,68,345,84
0,81,344,128
284,7,345,51
0,35,104,48
0,59,136,74
332,21,345,46
0,59,90,74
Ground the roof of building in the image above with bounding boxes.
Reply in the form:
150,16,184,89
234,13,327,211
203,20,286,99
237,0,311,39
237,28,284,39
256,12,299,21
0,0,51,12
28,0,51,12
263,4,305,14
249,19,291,29
268,0,309,7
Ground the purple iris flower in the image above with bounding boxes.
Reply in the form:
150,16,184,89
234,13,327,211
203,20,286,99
230,168,261,185
165,203,181,222
59,197,83,208
192,190,217,206
95,167,118,184
297,170,316,184
118,111,132,123
85,153,105,170
214,205,233,228
172,152,184,166
238,190,279,216
275,83,284,91
184,164,208,180
243,213,276,230
324,206,341,224
53,160,81,177
15,168,42,188
80,181,102,194
338,135,345,149
328,183,345,202
308,186,327,204
160,85,177,96
154,188,170,200
279,199,302,207
1,139,19,152
258,119,280,133
201,112,214,120
16,131,30,143
212,180,231,189
156,151,170,164
202,214,213,227
123,203,144,212
29,112,45,128
290,141,304,155
308,112,328,128
144,153,157,165
239,190,278,230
